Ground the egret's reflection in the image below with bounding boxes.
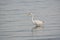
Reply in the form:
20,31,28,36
31,26,44,37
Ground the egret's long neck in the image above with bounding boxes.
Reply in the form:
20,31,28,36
31,14,34,21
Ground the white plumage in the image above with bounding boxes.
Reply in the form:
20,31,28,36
26,12,44,29
32,20,43,26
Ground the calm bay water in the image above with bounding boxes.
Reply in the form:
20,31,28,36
0,0,60,40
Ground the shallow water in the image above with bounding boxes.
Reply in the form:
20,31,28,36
0,0,60,40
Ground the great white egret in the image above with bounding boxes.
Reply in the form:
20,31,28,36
25,12,44,29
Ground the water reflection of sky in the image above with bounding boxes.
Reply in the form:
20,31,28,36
0,0,60,40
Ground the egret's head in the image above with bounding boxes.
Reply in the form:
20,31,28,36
25,12,32,16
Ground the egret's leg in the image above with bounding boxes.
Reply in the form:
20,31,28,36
32,28,35,40
32,27,39,37
32,27,35,36
32,27,37,37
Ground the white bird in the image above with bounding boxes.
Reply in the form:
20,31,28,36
25,12,44,29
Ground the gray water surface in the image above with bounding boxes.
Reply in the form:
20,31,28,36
0,0,60,40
